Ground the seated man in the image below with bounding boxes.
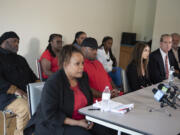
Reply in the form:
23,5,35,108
81,37,122,101
170,33,180,68
148,34,179,84
0,31,39,135
40,34,62,80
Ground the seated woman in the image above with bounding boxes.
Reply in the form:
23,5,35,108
24,45,116,135
72,31,87,49
97,36,122,88
126,42,152,92
40,34,62,80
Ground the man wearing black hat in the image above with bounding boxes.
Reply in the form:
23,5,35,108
0,31,38,135
81,37,121,102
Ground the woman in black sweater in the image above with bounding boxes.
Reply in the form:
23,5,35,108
126,42,151,92
24,45,116,135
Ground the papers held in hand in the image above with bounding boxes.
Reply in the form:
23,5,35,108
92,100,134,114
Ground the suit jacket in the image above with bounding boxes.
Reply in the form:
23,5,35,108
24,69,93,135
169,47,180,65
126,61,151,92
148,49,179,84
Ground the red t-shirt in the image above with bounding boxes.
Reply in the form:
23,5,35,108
40,50,59,79
84,59,113,101
71,85,88,120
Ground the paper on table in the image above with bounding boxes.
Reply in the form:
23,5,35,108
111,103,134,114
93,100,134,114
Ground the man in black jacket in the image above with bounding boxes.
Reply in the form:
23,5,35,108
148,34,179,84
170,33,180,68
0,31,38,135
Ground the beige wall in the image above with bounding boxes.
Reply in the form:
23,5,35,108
152,0,180,51
132,0,156,41
2,0,179,74
0,0,135,74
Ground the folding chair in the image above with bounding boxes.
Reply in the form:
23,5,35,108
0,110,16,135
27,82,44,117
121,69,131,93
36,59,43,81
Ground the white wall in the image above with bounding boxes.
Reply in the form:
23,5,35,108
152,0,180,51
132,0,156,41
0,0,135,74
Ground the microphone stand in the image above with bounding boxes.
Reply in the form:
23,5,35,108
172,93,180,107
148,106,172,117
160,101,167,108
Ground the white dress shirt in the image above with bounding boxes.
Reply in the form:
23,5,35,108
97,47,113,72
160,48,170,73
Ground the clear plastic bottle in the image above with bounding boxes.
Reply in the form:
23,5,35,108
168,66,175,83
101,86,111,112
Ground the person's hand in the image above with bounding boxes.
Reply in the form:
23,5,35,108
111,89,120,98
78,119,94,129
87,121,94,130
15,89,27,98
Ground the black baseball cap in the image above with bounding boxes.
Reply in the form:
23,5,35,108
0,31,19,46
81,37,98,49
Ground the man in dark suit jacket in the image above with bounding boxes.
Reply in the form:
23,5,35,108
148,34,179,84
170,33,180,68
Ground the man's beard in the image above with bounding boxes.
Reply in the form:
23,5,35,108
5,41,18,53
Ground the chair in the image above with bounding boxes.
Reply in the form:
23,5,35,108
0,110,16,135
27,82,44,116
36,59,43,81
108,67,123,89
121,69,131,93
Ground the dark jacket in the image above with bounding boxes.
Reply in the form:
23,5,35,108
169,48,180,65
24,69,93,135
148,49,179,84
126,61,151,92
0,48,37,110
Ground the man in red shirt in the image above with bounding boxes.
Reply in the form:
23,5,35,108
81,37,121,101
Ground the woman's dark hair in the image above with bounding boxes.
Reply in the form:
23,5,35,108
99,36,117,67
46,33,62,57
72,31,86,44
130,42,150,77
59,44,83,68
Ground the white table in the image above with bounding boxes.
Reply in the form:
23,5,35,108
79,83,180,135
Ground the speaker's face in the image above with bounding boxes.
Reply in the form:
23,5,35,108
160,36,172,53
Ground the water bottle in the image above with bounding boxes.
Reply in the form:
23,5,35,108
101,86,111,112
168,66,175,83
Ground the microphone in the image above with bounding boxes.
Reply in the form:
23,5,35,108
157,83,170,94
152,88,176,109
169,81,180,92
158,83,176,99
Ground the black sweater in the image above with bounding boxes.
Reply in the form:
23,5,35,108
0,48,37,110
126,61,151,92
24,69,93,135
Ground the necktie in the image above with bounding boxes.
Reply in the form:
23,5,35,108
165,55,169,79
